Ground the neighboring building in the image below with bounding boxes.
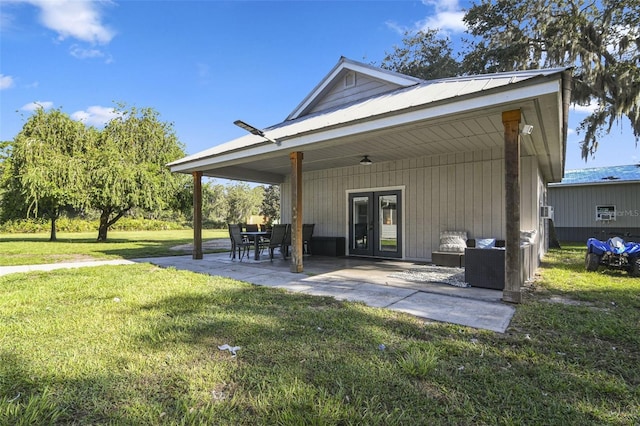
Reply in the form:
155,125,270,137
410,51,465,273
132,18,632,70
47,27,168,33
548,164,640,242
169,57,571,301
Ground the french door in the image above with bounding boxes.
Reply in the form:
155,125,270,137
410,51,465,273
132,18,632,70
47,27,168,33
348,190,402,258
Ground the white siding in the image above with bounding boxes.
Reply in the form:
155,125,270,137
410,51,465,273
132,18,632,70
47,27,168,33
521,156,548,274
281,147,517,261
281,149,546,274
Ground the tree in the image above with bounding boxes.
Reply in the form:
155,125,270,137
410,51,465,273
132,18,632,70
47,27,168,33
463,0,640,160
224,182,263,224
260,185,280,225
380,29,462,80
203,181,228,225
88,105,186,241
2,108,92,240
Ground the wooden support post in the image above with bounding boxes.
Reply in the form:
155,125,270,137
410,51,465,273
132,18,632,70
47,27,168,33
192,171,203,260
290,151,303,273
502,110,522,303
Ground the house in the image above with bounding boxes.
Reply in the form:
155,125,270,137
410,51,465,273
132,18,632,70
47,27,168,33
169,57,571,303
548,164,640,242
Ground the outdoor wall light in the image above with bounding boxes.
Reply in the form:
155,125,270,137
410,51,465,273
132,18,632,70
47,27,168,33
360,155,373,166
234,120,280,145
521,124,534,135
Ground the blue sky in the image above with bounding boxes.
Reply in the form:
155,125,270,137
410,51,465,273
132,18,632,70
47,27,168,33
1,0,637,171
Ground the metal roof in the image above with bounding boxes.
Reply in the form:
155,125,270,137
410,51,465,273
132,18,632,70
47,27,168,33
168,56,570,185
169,66,568,168
549,164,640,186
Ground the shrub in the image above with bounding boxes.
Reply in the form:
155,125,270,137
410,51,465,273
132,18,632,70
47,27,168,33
0,218,189,233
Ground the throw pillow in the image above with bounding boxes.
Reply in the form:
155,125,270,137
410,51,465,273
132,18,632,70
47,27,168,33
520,230,537,244
439,231,467,253
476,238,496,249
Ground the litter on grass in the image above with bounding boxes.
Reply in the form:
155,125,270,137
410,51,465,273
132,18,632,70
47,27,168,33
218,344,241,357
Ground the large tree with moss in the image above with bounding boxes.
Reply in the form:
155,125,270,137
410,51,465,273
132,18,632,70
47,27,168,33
380,0,639,161
463,0,639,160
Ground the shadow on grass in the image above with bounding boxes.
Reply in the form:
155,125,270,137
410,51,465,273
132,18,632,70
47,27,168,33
2,264,639,424
125,285,639,424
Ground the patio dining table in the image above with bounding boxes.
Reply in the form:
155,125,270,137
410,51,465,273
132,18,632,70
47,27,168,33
241,231,271,260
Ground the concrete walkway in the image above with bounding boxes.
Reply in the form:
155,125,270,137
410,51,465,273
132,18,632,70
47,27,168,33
0,253,516,333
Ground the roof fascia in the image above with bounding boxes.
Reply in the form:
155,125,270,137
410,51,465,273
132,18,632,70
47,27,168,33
286,57,422,121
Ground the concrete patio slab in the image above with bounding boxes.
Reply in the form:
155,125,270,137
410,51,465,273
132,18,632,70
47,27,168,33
0,252,516,333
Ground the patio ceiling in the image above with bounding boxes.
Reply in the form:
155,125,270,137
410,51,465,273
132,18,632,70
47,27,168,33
169,70,568,184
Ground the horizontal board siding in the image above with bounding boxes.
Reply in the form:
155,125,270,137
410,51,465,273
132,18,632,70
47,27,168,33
549,183,640,228
282,148,536,262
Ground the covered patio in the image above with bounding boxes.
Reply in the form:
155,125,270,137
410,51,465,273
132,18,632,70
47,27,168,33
169,57,571,304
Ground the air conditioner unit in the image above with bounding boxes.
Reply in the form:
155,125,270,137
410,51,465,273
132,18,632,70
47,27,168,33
540,205,554,220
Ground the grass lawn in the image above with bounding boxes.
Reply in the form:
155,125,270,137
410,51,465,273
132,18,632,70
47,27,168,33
0,229,229,266
0,238,638,424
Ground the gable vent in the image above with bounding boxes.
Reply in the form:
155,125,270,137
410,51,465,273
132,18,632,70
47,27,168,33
344,71,356,88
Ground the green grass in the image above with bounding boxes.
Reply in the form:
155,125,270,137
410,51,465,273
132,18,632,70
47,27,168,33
0,241,639,424
0,229,228,266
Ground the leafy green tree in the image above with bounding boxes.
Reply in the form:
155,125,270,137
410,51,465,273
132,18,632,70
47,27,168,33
260,184,280,225
88,105,186,241
225,182,263,224
203,181,228,225
463,0,640,159
379,29,462,80
2,108,92,240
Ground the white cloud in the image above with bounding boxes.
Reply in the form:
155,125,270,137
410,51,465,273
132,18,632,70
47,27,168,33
571,101,600,115
416,10,467,34
387,0,467,36
21,100,54,111
69,44,113,63
0,74,15,90
567,128,576,136
71,105,120,127
23,0,115,44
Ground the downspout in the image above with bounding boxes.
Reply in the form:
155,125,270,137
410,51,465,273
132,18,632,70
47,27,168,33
560,70,573,179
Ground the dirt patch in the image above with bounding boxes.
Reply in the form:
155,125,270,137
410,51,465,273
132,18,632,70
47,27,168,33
539,296,594,307
50,254,100,263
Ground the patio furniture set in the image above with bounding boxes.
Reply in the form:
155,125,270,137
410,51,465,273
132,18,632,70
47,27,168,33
228,223,315,262
432,230,536,290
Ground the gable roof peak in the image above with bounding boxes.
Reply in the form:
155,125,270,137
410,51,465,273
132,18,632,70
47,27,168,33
286,56,424,121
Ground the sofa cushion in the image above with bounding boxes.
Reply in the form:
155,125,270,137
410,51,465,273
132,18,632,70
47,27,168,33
439,231,467,253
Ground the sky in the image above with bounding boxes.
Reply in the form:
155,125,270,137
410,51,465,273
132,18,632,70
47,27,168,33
1,0,638,172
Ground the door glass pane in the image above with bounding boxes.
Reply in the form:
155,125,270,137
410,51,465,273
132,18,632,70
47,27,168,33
378,195,397,252
352,196,369,250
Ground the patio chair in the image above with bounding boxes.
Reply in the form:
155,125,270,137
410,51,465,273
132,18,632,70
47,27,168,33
355,223,367,248
303,223,315,255
283,224,291,258
267,224,288,261
244,223,259,245
228,224,252,261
